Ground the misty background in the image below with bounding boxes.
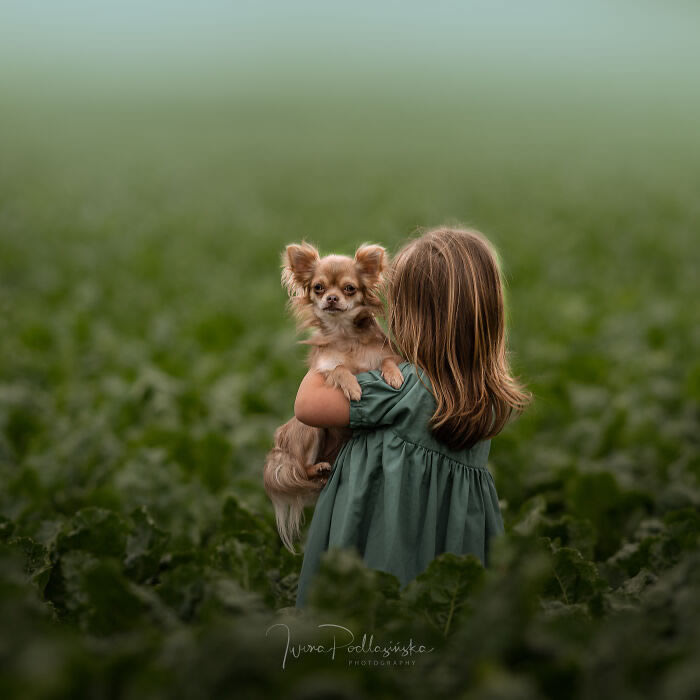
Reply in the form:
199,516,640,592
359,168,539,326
1,4,699,697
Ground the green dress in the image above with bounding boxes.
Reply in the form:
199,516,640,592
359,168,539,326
295,361,505,608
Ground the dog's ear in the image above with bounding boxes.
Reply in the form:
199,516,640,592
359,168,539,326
354,244,387,288
281,242,320,295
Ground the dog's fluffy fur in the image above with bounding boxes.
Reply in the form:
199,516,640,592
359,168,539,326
263,241,404,552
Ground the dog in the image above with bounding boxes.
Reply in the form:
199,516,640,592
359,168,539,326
263,241,404,552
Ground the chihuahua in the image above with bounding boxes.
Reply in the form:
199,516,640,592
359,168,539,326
263,241,404,552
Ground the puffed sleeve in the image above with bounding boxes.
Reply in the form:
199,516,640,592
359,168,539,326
348,362,416,429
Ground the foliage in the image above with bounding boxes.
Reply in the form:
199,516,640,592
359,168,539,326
0,78,698,699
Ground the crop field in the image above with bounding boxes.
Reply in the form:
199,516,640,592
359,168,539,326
0,71,699,699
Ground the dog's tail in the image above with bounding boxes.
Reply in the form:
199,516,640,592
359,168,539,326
270,496,307,554
263,449,323,554
263,419,327,553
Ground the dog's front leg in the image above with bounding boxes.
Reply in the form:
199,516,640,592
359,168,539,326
381,356,405,388
324,365,362,401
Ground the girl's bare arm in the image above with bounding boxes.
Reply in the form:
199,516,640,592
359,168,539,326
294,370,351,428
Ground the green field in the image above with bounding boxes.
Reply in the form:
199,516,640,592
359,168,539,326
1,69,699,699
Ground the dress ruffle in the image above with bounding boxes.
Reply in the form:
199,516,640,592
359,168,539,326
296,430,504,607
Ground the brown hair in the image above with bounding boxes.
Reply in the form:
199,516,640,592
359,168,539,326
386,226,532,450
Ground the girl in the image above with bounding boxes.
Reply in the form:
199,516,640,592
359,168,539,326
293,226,531,608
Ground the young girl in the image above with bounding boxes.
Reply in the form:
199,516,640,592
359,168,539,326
293,226,531,608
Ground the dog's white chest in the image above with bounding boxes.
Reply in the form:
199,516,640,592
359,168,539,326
312,345,386,374
313,352,348,373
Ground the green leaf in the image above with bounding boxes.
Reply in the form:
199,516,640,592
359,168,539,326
306,547,404,630
400,552,485,636
565,471,651,559
512,494,548,536
58,550,152,635
6,536,53,594
57,507,128,558
124,506,169,583
197,576,268,620
155,561,207,622
542,544,608,616
219,494,274,545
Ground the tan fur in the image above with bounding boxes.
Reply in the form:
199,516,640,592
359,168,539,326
263,241,404,553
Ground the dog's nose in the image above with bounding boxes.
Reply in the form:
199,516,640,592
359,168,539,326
326,295,339,303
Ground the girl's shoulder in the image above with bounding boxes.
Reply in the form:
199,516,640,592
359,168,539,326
351,362,491,468
356,361,426,387
354,360,419,383
351,360,429,415
352,361,432,416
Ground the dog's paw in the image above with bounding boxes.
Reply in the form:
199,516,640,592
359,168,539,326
305,462,331,478
342,377,362,402
382,365,405,388
305,462,332,487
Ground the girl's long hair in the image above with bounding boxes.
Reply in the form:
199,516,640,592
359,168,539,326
387,226,532,451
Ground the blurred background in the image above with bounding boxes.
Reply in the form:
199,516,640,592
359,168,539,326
0,2,699,698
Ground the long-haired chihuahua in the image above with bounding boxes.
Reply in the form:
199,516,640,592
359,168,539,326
263,241,404,552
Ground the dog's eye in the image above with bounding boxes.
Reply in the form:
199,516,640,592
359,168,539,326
344,285,356,294
313,283,324,293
